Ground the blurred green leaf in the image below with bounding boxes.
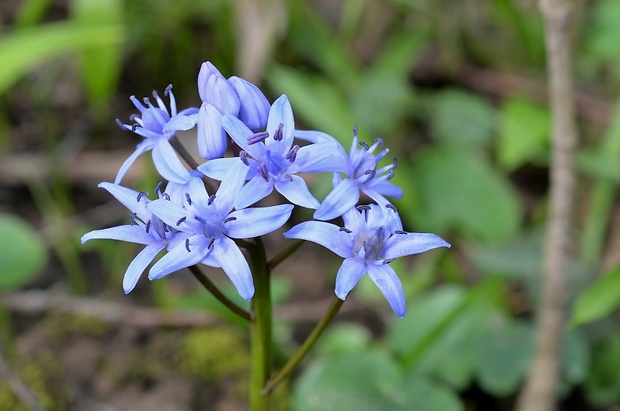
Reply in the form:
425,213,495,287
571,266,620,327
71,0,124,111
561,329,590,385
496,97,549,170
429,89,496,148
584,333,620,406
475,316,533,395
15,0,51,28
314,323,372,357
411,148,522,243
0,20,125,94
400,374,463,411
0,213,47,290
582,0,620,76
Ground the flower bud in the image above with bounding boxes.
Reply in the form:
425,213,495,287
197,102,227,160
197,62,241,116
229,76,270,131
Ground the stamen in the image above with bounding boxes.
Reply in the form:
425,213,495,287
392,157,398,169
353,125,358,138
207,237,215,249
115,119,127,130
208,194,216,205
146,220,152,233
257,164,270,182
136,191,148,202
142,97,151,107
383,259,395,265
359,141,370,150
185,238,191,252
385,204,397,212
129,114,140,122
195,216,207,224
364,170,376,182
131,124,139,132
357,205,371,212
240,151,250,166
162,193,170,201
374,137,384,147
274,123,284,141
387,170,395,180
247,131,269,145
130,213,138,225
154,181,163,194
339,227,352,233
163,224,170,233
223,216,237,223
176,217,187,226
283,172,293,182
185,193,192,206
164,84,173,96
395,230,407,235
285,145,300,162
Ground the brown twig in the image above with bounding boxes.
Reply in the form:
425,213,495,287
515,1,578,411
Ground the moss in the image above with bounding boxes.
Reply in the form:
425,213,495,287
43,313,108,340
0,383,30,411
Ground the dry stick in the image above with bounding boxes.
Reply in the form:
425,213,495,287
516,1,578,411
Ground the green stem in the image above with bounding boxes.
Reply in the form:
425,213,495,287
268,239,305,271
188,265,251,322
169,136,217,192
250,238,272,411
262,296,344,395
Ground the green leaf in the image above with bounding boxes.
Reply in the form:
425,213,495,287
561,328,590,385
314,323,372,357
571,265,620,326
496,97,550,170
475,316,533,395
399,374,463,411
0,214,47,289
430,89,496,148
0,20,125,94
584,333,620,406
293,351,401,411
411,148,522,243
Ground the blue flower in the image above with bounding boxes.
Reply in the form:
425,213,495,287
284,204,450,317
296,128,402,220
196,62,270,160
146,163,294,300
115,85,196,184
81,182,187,294
198,95,340,209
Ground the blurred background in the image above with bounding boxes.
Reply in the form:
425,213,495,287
1,0,620,410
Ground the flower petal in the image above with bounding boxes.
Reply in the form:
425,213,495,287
81,225,153,245
163,114,195,134
197,102,227,160
152,141,192,184
98,182,150,218
313,178,360,221
149,235,211,280
274,174,319,209
213,161,249,214
294,129,338,144
147,199,199,233
366,264,406,317
334,258,367,300
265,95,294,155
288,142,344,174
115,141,152,185
123,242,166,293
365,181,403,200
213,236,254,300
234,175,274,209
284,221,353,258
382,232,451,260
198,157,251,182
226,204,294,238
221,115,265,159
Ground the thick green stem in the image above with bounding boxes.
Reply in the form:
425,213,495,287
262,296,344,395
188,265,251,322
250,238,272,411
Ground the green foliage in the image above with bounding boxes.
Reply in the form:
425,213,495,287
0,213,47,290
584,333,620,406
571,266,620,327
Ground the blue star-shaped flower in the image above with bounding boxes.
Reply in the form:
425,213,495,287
146,163,294,300
81,182,186,293
115,85,197,184
198,95,340,209
284,204,450,317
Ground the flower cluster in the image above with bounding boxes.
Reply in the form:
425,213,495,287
82,61,450,316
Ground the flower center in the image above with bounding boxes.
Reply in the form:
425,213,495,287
352,226,385,262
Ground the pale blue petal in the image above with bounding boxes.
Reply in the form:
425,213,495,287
284,221,353,258
294,129,338,144
221,115,264,159
213,161,249,214
147,200,200,234
341,206,365,235
365,181,403,199
163,114,195,134
367,264,406,317
383,232,451,260
149,235,211,280
123,242,166,293
81,225,153,245
334,258,367,300
198,157,251,181
197,103,227,160
234,176,273,209
365,204,387,229
152,141,191,184
274,174,319,209
288,142,342,174
226,204,293,238
313,178,359,221
201,251,221,268
213,236,254,300
265,95,294,155
114,141,152,185
99,182,149,218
